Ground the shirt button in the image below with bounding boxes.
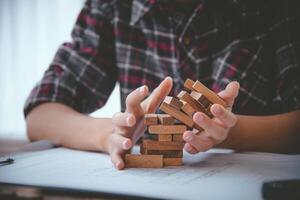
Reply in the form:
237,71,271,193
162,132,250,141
183,37,191,45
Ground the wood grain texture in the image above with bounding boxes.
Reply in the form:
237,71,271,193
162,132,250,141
163,158,183,166
190,91,212,108
177,91,207,113
183,79,195,92
160,102,194,127
143,149,183,158
163,96,183,110
144,113,158,125
143,139,184,150
181,101,195,116
172,134,184,142
148,125,187,134
157,114,175,125
158,134,173,142
125,154,163,168
192,80,226,106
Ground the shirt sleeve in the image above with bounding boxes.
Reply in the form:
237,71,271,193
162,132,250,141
269,1,300,114
24,0,117,116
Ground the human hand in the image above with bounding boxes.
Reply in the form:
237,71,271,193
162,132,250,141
183,81,240,154
105,77,173,169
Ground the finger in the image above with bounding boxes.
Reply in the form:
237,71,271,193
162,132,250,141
112,112,136,127
110,151,125,170
141,76,173,113
218,81,240,107
110,133,133,151
125,85,149,114
210,104,237,128
193,112,226,141
183,131,214,152
184,142,199,154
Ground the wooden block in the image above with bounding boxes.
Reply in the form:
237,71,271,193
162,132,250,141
160,102,204,131
140,145,145,154
192,80,226,106
148,125,187,134
184,79,195,91
163,158,183,166
157,114,175,125
158,134,172,142
125,154,163,168
144,149,183,158
190,91,212,108
144,114,158,125
173,134,184,142
143,139,184,150
181,101,195,116
177,91,207,114
160,102,194,128
164,96,183,110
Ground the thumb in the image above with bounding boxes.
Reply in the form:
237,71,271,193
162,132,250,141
218,81,240,108
141,77,173,113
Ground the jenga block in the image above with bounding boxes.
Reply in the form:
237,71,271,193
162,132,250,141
144,149,183,158
144,114,158,125
190,91,212,108
160,102,203,131
173,134,183,142
143,139,184,150
184,79,195,91
163,158,183,166
148,125,187,134
181,101,195,116
177,91,207,114
140,145,146,154
164,96,183,110
160,102,194,127
125,154,163,168
192,81,226,106
157,114,175,125
158,134,172,142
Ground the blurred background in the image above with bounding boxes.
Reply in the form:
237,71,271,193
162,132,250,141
0,0,120,140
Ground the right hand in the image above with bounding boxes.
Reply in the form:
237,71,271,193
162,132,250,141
105,77,173,170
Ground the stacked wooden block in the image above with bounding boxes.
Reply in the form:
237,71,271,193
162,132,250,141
160,79,226,132
125,79,225,168
125,113,185,168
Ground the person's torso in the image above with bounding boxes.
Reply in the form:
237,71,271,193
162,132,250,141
111,0,279,115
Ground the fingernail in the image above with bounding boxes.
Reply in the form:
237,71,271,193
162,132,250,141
184,132,193,142
165,76,172,81
214,105,223,115
126,116,134,126
139,86,145,94
195,113,204,123
122,140,128,149
123,140,131,149
116,162,124,170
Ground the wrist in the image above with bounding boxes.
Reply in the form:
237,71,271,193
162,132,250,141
216,115,240,149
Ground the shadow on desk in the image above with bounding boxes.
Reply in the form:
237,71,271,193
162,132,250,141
0,183,162,200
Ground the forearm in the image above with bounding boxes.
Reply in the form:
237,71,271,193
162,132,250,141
26,103,113,152
219,110,300,154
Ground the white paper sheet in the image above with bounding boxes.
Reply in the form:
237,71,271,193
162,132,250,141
0,147,299,200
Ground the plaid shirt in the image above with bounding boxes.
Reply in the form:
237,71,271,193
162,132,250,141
25,0,300,116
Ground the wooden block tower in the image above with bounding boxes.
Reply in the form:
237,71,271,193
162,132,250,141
125,113,185,168
125,79,225,168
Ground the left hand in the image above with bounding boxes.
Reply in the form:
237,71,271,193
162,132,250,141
183,81,240,154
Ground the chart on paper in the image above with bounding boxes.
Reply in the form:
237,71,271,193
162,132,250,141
0,147,299,200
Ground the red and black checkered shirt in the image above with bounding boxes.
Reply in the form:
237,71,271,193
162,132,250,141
24,0,300,116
